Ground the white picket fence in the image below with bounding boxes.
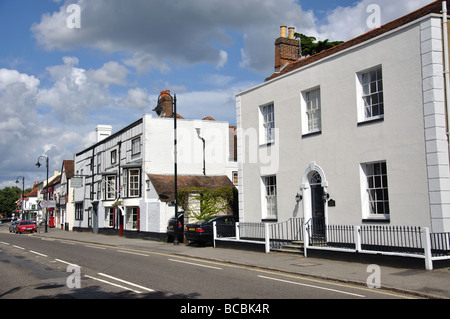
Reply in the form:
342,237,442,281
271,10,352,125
213,219,450,270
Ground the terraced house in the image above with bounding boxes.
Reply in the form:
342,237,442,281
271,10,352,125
73,91,238,240
236,1,450,233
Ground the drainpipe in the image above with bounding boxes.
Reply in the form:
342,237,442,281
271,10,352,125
442,1,450,164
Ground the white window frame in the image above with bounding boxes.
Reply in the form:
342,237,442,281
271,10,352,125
105,207,114,228
360,161,390,220
126,207,139,230
111,149,117,165
261,175,277,220
106,175,116,200
357,66,384,123
128,169,140,198
301,87,321,135
259,103,275,145
131,137,141,156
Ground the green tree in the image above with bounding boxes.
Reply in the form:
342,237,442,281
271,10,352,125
0,187,22,216
295,33,344,57
178,186,237,222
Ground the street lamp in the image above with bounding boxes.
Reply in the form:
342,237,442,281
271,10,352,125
153,92,179,245
36,155,49,233
15,176,24,219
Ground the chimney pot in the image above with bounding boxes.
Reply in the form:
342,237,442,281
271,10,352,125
288,27,295,39
280,26,287,38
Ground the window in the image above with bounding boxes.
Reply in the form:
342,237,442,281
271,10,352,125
111,150,117,165
232,171,238,185
131,137,141,155
129,169,140,197
260,103,275,144
75,202,83,220
106,176,116,200
358,67,384,122
361,162,390,219
126,207,139,230
105,207,114,227
97,153,102,174
302,88,321,134
262,176,277,219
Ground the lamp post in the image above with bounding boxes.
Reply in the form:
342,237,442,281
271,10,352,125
15,176,24,219
36,155,49,233
154,92,179,245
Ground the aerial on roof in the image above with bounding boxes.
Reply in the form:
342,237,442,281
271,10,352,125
266,0,447,81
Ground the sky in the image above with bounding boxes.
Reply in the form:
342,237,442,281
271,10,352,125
0,0,434,189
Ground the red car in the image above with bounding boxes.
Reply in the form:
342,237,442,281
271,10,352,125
15,221,37,234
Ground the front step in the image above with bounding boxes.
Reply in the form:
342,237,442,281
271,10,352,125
272,241,305,255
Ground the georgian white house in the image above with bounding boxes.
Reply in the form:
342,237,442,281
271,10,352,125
73,92,238,240
236,1,450,233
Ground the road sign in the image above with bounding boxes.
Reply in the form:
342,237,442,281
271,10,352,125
38,200,56,209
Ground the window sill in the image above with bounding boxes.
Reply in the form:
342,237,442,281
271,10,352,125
259,141,275,147
302,131,322,138
357,117,384,127
362,217,390,223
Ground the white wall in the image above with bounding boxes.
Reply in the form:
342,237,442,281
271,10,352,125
237,18,440,229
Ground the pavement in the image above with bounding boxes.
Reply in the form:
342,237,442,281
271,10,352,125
32,227,450,299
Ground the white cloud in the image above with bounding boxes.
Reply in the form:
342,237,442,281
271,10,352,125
121,87,151,109
216,50,228,70
317,0,433,41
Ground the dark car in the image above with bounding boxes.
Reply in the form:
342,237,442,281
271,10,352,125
184,215,238,245
0,217,12,224
15,221,37,234
167,212,184,242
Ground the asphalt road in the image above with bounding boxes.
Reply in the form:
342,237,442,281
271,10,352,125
0,224,420,304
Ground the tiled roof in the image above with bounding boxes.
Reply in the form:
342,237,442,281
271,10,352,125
266,0,446,81
148,174,235,202
63,160,74,179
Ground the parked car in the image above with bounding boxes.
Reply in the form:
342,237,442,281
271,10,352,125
0,217,12,224
9,220,19,233
184,215,238,245
167,212,184,242
14,221,37,234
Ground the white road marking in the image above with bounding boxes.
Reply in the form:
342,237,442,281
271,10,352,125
29,250,48,257
84,245,106,250
54,258,79,267
117,250,149,257
98,273,155,292
12,245,25,250
257,275,366,298
85,275,142,294
169,258,223,270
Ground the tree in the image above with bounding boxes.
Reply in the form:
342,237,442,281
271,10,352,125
178,186,237,222
0,187,22,216
295,33,344,57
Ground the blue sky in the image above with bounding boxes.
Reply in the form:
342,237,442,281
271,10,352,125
0,0,433,189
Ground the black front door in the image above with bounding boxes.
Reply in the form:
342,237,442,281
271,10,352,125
311,184,325,237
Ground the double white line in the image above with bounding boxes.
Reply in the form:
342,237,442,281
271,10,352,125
53,259,155,294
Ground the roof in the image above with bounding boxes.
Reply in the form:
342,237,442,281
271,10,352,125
62,160,75,179
266,0,446,81
148,174,235,202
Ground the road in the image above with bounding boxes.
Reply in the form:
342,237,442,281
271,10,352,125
0,225,420,304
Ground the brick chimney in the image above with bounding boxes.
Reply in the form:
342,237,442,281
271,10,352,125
154,90,174,118
275,26,300,72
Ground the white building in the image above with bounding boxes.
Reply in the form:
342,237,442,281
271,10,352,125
236,1,450,233
73,92,238,240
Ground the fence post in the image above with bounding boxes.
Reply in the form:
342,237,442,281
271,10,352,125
355,226,361,252
213,221,217,248
235,222,240,241
303,222,309,258
264,223,270,253
422,227,433,271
